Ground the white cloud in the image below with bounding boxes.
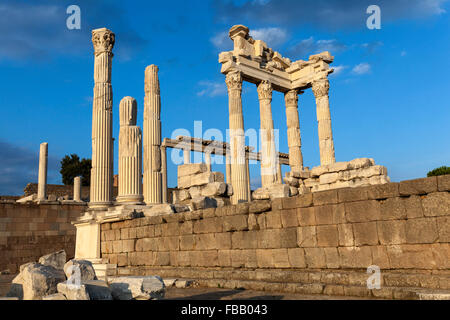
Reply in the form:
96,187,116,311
249,27,288,46
330,65,347,77
197,81,227,97
352,63,371,75
210,31,232,51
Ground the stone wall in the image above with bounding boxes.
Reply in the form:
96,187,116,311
99,175,450,298
0,202,86,273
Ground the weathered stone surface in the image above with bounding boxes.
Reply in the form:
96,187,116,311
437,174,450,191
57,282,90,300
399,177,438,196
8,262,66,300
252,188,270,200
406,218,439,244
83,280,113,300
422,192,450,217
42,293,67,300
109,276,165,300
173,204,190,213
144,204,175,217
348,158,373,170
16,194,37,203
38,250,66,270
377,220,406,245
173,189,190,203
249,200,271,213
316,225,339,247
353,222,378,246
201,182,227,197
189,197,217,210
188,186,202,198
178,163,207,178
64,260,96,282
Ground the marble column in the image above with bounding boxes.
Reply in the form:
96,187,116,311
89,28,115,208
225,151,232,184
117,97,143,204
246,156,251,200
37,142,48,201
257,80,277,187
161,146,168,203
284,90,304,171
225,71,249,204
74,176,81,202
312,79,336,166
277,160,283,184
143,65,163,205
205,152,212,172
183,148,191,164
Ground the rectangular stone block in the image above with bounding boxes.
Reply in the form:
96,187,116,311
371,246,390,269
314,204,345,225
258,229,282,249
179,220,194,235
122,239,135,253
297,226,317,247
280,209,298,228
403,195,424,219
179,235,195,251
313,190,338,206
379,197,407,220
297,193,313,208
178,163,207,178
281,197,297,210
215,232,232,249
297,207,316,226
218,250,232,267
338,224,354,246
324,247,340,268
272,248,290,268
279,228,298,248
338,187,369,203
387,244,436,269
256,249,273,268
161,222,179,237
431,243,450,269
304,248,326,268
287,248,306,268
422,192,450,217
231,231,258,249
265,211,282,229
199,250,219,267
377,220,406,245
437,174,450,191
406,218,438,244
366,182,399,200
338,246,372,268
345,200,380,222
193,217,223,234
223,215,248,232
399,177,438,196
135,238,156,252
437,216,450,242
353,222,378,246
316,225,339,247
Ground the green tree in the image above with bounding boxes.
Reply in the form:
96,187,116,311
60,154,91,186
427,166,450,177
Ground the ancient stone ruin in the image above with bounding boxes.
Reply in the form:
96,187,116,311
5,24,449,300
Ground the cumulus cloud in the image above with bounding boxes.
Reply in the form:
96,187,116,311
213,0,449,30
0,0,148,62
330,65,347,77
0,140,61,195
289,37,347,59
352,63,371,75
210,31,232,51
197,81,227,97
249,27,288,46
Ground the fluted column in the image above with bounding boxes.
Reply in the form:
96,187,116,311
74,176,81,202
143,65,163,204
225,151,232,184
161,146,168,203
89,28,115,208
37,142,48,201
225,71,248,204
246,156,251,200
312,79,336,165
284,90,304,171
257,80,277,187
117,97,143,204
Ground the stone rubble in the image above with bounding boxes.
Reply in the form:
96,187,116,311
108,276,165,300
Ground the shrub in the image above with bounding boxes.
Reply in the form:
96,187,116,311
427,166,450,177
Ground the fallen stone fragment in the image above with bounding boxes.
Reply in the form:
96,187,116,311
109,276,165,300
175,279,194,288
57,282,90,300
64,260,97,282
39,250,67,270
144,204,175,217
83,280,113,300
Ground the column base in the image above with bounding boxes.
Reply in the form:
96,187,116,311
116,195,144,205
88,201,113,209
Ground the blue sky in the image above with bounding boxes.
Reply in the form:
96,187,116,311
0,0,449,195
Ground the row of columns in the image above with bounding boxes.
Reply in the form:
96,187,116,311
224,70,336,203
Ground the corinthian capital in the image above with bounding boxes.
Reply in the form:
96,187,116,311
312,79,330,98
92,28,115,55
257,80,272,101
284,90,299,106
225,71,243,91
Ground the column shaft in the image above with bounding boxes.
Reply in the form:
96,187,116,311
143,65,163,204
74,176,81,202
225,152,232,184
117,97,143,204
37,142,48,201
284,90,304,171
89,28,115,208
312,79,336,165
205,152,212,172
183,148,191,164
161,146,168,203
226,71,249,204
257,81,277,187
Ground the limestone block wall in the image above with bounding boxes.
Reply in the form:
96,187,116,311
23,183,118,201
0,202,86,273
100,175,450,297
